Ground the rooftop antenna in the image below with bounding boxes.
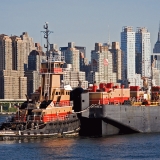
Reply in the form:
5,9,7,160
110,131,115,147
108,25,111,49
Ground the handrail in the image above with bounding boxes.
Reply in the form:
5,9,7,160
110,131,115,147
26,115,68,122
43,115,66,122
27,115,42,122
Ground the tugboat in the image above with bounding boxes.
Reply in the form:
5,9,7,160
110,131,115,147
0,23,80,140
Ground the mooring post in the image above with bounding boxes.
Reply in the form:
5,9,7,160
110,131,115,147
0,105,2,112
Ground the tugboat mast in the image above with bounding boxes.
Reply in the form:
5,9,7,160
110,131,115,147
41,22,53,98
41,22,53,57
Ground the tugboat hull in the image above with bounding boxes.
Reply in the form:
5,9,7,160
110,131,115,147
0,113,80,140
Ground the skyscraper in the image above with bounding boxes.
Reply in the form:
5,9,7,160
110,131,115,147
152,23,160,71
60,43,88,89
20,32,35,71
88,43,117,84
135,27,151,77
121,26,135,83
25,44,45,97
60,42,80,72
0,34,12,70
153,23,160,53
0,34,27,99
60,42,86,72
109,42,122,81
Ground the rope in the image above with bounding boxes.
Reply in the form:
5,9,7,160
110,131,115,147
74,104,100,113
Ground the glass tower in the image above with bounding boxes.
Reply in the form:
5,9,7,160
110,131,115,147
121,26,135,80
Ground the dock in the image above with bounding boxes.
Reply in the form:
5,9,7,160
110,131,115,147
0,112,16,115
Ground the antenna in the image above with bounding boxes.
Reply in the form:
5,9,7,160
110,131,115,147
41,22,53,57
108,25,111,48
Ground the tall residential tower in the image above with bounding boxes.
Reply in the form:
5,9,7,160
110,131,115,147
121,26,135,84
0,34,27,99
88,43,117,84
135,27,151,77
20,32,35,71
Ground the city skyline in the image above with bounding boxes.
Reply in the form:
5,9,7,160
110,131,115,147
1,0,160,60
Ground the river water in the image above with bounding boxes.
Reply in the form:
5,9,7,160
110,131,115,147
0,115,160,160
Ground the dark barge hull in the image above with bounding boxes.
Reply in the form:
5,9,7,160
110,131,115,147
71,92,160,137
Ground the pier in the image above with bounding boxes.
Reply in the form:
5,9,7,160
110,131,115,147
0,99,25,113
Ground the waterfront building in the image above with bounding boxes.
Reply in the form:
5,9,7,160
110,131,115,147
20,32,35,71
50,44,60,56
109,42,122,81
135,27,151,77
60,42,80,72
88,43,117,84
152,67,160,86
150,55,160,86
35,43,43,51
60,42,86,72
135,74,143,87
59,42,88,88
152,24,160,71
28,44,44,71
25,45,45,97
63,66,88,89
0,34,27,99
121,26,135,84
84,61,92,82
61,63,88,89
151,53,160,70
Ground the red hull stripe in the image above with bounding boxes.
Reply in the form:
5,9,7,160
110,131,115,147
89,97,129,104
43,112,70,122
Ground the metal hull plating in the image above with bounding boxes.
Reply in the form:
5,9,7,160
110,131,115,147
80,92,160,136
102,105,160,133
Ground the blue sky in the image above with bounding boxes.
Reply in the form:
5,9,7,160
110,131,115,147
1,0,160,60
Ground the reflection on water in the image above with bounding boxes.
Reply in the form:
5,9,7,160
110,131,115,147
1,116,160,159
0,134,160,160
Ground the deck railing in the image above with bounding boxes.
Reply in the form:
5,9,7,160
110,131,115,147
40,68,63,73
52,101,73,107
27,115,67,122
